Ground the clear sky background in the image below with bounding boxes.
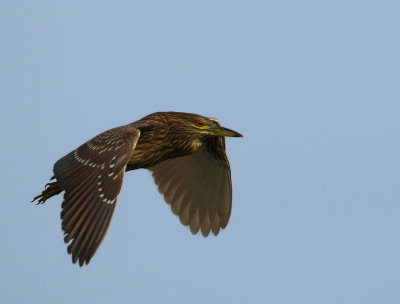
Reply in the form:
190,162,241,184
1,1,400,303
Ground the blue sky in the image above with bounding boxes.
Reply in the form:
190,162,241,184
1,1,400,303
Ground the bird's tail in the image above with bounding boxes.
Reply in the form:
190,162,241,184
32,181,63,204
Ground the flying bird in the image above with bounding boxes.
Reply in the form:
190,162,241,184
33,111,242,266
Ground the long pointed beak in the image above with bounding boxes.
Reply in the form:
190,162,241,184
209,126,243,137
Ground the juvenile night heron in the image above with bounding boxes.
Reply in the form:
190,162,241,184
33,111,242,266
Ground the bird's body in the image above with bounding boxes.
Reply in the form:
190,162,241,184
127,112,206,169
33,112,242,266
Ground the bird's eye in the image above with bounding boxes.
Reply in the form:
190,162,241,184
196,120,204,127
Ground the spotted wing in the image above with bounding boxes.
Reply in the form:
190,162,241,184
149,137,232,237
53,126,140,266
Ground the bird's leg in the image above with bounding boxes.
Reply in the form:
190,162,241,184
32,182,63,204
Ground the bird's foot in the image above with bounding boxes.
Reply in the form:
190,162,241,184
32,182,63,204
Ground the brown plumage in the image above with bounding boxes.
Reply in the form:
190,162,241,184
33,112,242,266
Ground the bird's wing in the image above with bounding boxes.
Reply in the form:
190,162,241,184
149,137,232,237
53,126,140,266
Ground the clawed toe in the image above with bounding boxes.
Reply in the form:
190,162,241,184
32,182,63,204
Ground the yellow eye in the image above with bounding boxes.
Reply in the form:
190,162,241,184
196,120,204,127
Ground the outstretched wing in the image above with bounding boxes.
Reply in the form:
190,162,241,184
54,126,140,266
149,137,232,237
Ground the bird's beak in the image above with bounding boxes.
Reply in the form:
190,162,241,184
208,126,243,137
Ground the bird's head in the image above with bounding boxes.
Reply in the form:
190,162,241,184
164,112,243,139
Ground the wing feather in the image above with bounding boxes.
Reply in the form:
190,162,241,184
149,136,232,237
54,126,140,266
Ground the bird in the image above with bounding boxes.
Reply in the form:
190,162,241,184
32,111,242,266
